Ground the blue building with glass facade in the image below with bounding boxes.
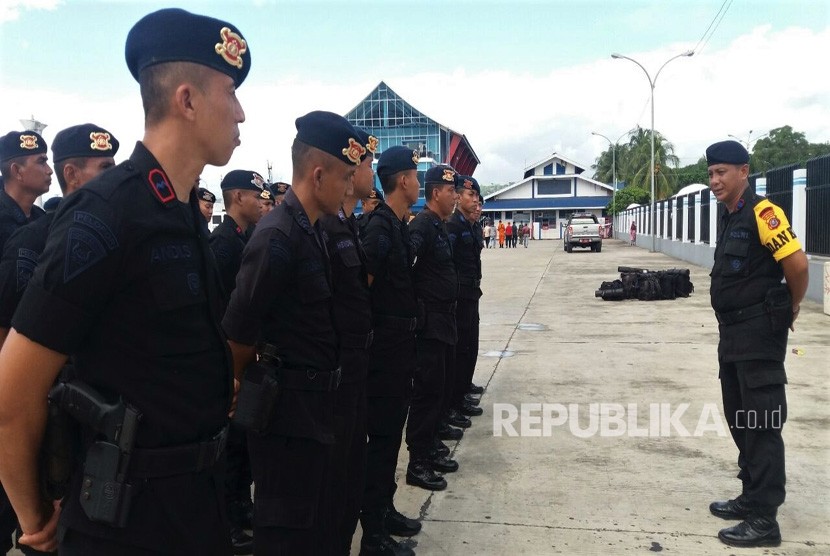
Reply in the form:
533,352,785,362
345,81,479,212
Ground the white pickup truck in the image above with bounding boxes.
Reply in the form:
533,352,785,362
563,213,602,252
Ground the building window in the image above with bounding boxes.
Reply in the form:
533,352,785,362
537,180,571,196
543,163,553,175
505,211,513,219
556,163,566,175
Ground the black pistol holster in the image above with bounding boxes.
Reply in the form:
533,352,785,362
765,285,793,331
233,358,281,434
48,380,142,528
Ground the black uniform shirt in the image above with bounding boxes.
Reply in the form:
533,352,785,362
361,202,418,319
710,186,800,363
321,209,371,382
223,188,337,372
12,142,233,550
447,211,482,300
0,212,53,327
209,213,248,302
409,207,458,344
0,182,45,249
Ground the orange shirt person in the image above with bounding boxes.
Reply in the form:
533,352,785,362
497,220,505,248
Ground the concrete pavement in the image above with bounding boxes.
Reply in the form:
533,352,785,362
385,238,829,555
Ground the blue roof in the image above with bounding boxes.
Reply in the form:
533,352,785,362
482,196,610,210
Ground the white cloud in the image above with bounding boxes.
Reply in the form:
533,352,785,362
0,0,62,23
3,24,828,196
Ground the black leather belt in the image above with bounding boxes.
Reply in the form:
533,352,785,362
424,301,457,315
129,426,228,479
715,301,767,325
340,330,374,349
373,314,417,332
458,277,481,288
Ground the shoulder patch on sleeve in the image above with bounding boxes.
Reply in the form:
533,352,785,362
754,199,801,261
63,210,119,283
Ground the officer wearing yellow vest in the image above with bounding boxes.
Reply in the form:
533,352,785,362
705,140,808,548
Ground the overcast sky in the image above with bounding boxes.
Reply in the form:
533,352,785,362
2,0,828,199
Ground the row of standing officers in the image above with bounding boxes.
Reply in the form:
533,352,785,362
0,7,487,556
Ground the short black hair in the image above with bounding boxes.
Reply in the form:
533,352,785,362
425,181,451,202
140,62,211,126
0,161,11,179
379,170,402,194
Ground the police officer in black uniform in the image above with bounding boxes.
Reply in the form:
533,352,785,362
222,111,362,555
0,125,118,556
405,164,461,492
198,186,217,223
705,140,808,548
211,169,268,300
0,123,119,347
318,128,376,554
446,176,484,421
0,131,51,251
359,146,422,556
0,8,250,554
210,169,269,555
271,181,290,207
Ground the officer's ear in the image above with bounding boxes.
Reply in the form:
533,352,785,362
738,163,749,180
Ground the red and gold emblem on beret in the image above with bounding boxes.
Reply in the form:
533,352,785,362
368,189,378,199
251,172,265,189
342,138,365,164
260,189,272,200
463,179,473,190
215,27,247,69
442,169,456,182
412,151,420,164
89,132,112,151
19,135,39,150
366,135,379,154
759,206,781,230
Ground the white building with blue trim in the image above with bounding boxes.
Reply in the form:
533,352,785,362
482,152,613,239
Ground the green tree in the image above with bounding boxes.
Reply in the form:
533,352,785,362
622,128,680,199
591,143,631,185
605,185,651,215
673,157,709,189
751,125,812,173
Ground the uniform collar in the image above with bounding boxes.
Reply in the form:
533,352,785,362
130,141,178,208
283,188,315,235
0,186,43,223
222,214,247,239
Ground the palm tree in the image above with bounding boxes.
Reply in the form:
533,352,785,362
592,143,631,185
623,128,680,199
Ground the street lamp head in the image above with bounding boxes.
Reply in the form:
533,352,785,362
682,50,695,57
611,53,622,59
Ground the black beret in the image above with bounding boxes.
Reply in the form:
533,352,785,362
706,140,749,166
424,164,457,185
126,8,251,86
272,181,290,195
366,187,384,201
197,187,216,203
376,146,419,178
0,130,47,163
221,170,268,199
43,197,62,212
456,175,481,196
295,111,364,166
52,124,120,163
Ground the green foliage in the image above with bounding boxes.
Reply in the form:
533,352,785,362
592,128,680,199
751,125,830,173
674,157,709,189
606,185,651,215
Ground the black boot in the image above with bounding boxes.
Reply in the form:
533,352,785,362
463,393,480,406
429,453,459,473
406,460,447,491
460,401,483,417
447,409,472,428
718,514,781,547
437,423,463,440
709,496,752,520
384,504,421,537
432,438,450,457
359,534,415,556
229,525,254,555
468,383,484,395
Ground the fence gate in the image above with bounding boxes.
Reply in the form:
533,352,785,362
806,154,830,256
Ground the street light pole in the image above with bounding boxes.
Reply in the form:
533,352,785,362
593,127,639,239
612,50,694,252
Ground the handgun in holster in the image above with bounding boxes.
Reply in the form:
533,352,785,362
48,380,142,528
233,357,281,433
40,365,79,501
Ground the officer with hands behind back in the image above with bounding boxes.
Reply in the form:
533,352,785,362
705,140,808,548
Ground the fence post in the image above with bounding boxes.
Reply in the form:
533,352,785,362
756,177,767,197
792,169,807,247
682,196,690,242
694,193,701,244
710,194,718,248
